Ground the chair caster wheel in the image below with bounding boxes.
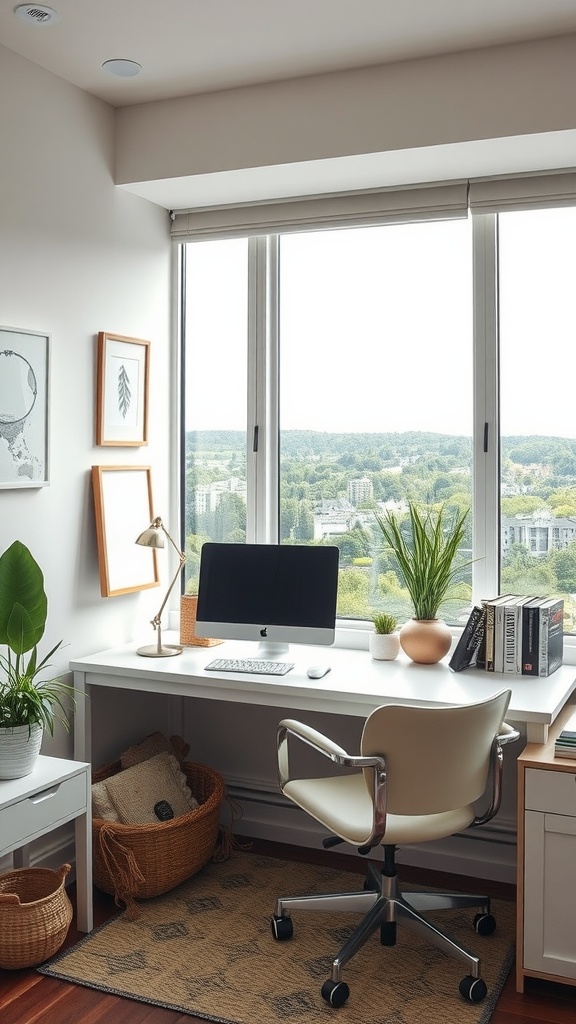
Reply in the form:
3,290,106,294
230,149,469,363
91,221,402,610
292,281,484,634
321,979,350,1007
474,912,496,935
270,914,293,940
459,976,487,1002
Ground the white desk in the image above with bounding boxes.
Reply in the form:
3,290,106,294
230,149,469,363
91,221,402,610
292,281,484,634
0,755,93,932
71,638,576,763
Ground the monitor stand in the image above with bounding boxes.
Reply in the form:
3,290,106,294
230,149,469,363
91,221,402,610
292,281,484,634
255,640,289,659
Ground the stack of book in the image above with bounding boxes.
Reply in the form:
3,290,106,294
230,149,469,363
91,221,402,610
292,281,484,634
554,710,576,759
449,594,564,675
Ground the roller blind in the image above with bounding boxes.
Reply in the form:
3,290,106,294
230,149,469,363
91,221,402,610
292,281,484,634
469,171,576,213
170,181,469,241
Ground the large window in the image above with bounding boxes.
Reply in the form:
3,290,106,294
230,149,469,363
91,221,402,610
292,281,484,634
180,204,576,633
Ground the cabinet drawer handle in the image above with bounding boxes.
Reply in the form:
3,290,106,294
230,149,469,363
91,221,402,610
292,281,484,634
29,785,60,804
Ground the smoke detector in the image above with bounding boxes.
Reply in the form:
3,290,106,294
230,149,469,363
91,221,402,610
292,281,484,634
102,59,143,78
14,5,61,25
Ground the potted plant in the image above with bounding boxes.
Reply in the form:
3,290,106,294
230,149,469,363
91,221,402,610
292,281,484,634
0,540,75,779
373,502,471,664
369,612,400,661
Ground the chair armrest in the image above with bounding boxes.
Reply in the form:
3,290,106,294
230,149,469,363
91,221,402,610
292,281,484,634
276,719,387,850
498,722,520,745
277,718,384,772
472,720,521,827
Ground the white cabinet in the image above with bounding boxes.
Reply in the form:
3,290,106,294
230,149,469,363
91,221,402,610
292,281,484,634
517,707,576,991
0,755,93,933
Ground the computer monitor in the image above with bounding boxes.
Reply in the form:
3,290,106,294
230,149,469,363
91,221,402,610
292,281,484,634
195,542,340,657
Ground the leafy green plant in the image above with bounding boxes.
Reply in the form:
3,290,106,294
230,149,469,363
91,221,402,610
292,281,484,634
0,540,74,733
373,502,472,621
372,612,397,635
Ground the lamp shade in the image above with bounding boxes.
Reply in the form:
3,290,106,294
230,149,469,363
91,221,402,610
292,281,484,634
135,517,165,549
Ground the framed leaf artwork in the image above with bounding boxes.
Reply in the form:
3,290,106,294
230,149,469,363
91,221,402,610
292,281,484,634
96,332,149,446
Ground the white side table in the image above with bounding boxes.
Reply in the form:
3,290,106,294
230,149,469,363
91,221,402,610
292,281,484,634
0,755,93,932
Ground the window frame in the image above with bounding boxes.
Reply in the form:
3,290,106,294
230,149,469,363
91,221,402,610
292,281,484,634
176,206,576,655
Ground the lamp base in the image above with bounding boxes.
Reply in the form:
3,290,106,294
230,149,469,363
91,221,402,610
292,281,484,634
137,644,183,658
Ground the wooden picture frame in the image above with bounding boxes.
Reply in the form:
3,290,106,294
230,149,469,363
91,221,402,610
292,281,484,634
96,332,149,446
0,325,50,488
91,465,160,597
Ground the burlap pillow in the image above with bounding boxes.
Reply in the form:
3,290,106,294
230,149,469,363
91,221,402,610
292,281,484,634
120,731,190,769
91,779,121,822
105,752,199,825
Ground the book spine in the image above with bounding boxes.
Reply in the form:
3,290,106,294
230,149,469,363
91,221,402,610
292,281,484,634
494,604,507,673
484,601,495,671
539,600,564,676
449,606,484,672
503,603,517,674
522,605,539,676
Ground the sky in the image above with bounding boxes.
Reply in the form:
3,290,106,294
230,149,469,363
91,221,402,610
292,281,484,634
184,208,576,440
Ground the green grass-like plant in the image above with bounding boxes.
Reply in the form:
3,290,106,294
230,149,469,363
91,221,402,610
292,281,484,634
0,540,75,734
373,502,472,621
372,612,397,635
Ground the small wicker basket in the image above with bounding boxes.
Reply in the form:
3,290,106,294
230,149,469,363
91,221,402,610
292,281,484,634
92,760,225,917
0,863,73,969
180,595,223,647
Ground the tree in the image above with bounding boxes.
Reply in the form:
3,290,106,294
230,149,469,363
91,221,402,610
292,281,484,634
501,544,558,594
550,543,576,593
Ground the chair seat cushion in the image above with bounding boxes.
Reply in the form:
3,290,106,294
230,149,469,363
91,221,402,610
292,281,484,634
283,774,475,846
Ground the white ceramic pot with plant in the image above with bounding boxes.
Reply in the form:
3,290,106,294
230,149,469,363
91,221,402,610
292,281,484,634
373,502,472,665
0,540,76,779
369,612,400,661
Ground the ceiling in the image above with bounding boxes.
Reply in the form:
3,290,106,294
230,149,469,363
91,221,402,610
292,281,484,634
2,0,576,107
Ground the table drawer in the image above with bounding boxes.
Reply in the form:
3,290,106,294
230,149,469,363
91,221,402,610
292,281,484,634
525,767,576,815
0,772,87,853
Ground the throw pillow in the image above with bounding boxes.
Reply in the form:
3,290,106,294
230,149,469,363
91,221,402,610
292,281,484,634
105,752,199,825
120,731,191,768
92,779,121,822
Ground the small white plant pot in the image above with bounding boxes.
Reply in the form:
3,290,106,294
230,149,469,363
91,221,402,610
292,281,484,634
369,631,401,661
0,722,43,779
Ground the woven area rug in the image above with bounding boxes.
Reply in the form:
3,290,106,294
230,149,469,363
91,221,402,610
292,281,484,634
40,852,515,1024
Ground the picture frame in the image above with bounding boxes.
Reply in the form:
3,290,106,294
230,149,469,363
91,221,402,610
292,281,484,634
0,325,50,489
91,465,160,597
96,332,150,446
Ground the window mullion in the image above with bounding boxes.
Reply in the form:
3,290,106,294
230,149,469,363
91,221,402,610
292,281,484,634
472,213,500,601
247,235,279,543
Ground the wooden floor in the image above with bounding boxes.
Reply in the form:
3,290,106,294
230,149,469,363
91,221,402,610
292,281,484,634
1,838,575,1024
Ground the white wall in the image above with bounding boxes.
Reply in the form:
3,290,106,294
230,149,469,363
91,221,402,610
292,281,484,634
0,45,173,765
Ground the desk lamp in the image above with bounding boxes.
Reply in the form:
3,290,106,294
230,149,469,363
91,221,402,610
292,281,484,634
135,517,186,658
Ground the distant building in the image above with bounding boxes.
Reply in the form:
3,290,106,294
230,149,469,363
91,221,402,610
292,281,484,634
502,512,576,555
194,477,246,515
347,477,373,505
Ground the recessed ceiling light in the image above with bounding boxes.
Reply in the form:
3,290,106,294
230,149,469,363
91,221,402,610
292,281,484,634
102,59,143,78
14,5,61,25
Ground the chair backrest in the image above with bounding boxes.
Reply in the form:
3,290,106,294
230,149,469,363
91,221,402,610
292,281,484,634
360,689,511,816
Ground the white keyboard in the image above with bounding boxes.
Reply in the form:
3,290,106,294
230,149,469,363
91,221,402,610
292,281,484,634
205,658,294,676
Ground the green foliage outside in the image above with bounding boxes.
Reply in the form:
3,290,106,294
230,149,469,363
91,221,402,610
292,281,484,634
183,429,576,630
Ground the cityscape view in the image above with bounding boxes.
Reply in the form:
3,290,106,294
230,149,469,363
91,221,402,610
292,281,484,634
183,429,576,631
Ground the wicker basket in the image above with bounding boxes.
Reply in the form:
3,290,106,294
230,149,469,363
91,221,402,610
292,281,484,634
92,760,225,917
0,864,73,969
180,595,223,647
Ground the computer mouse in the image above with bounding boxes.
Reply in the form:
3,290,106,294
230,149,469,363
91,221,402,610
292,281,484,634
306,665,331,679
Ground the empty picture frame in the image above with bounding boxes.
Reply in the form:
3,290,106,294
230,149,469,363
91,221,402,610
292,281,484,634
96,332,150,446
91,465,160,596
0,325,50,488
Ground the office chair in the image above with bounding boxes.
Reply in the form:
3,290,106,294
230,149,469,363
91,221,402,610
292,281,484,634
270,689,519,1008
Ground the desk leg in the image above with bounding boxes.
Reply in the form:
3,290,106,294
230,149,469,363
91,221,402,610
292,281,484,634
73,671,91,763
13,845,30,868
74,809,93,932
